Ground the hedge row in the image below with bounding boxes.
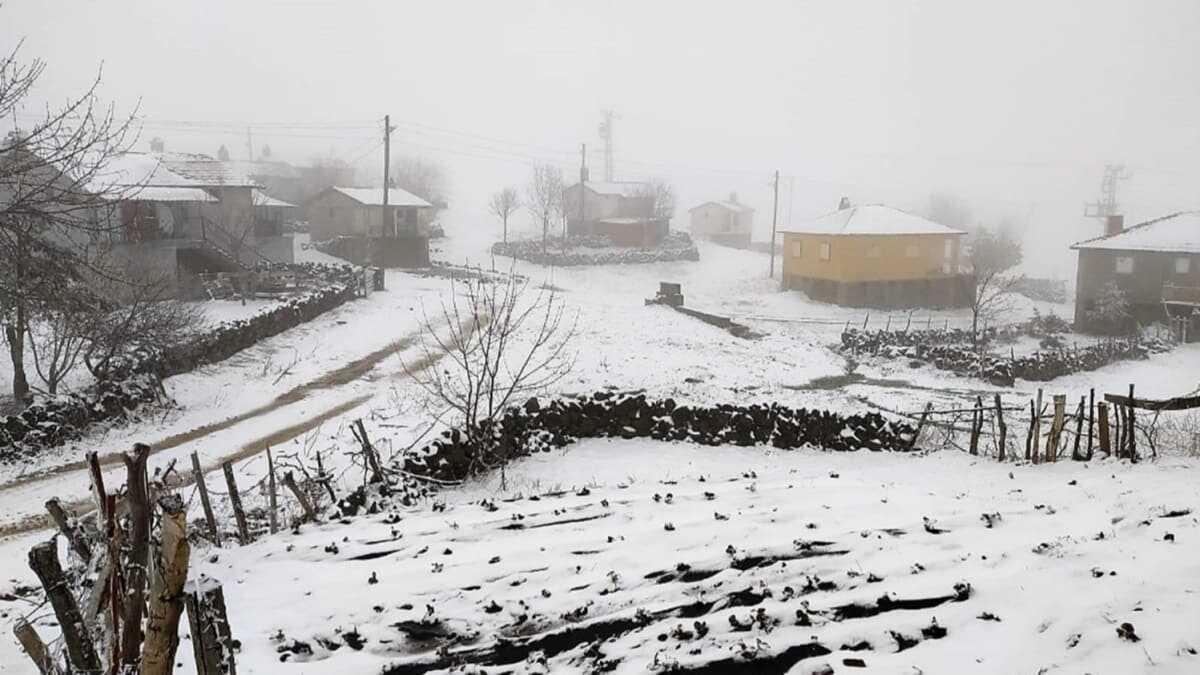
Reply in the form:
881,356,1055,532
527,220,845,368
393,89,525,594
841,328,1171,386
0,263,364,461
491,232,700,266
403,391,918,482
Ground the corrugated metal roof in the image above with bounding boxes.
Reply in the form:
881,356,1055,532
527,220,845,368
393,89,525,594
1071,211,1200,254
780,204,965,236
331,186,431,208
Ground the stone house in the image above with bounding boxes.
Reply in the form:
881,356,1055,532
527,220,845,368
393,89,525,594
688,194,754,248
780,203,971,308
561,181,667,247
304,186,432,266
1070,212,1200,335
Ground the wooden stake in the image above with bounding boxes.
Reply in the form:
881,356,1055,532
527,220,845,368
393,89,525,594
282,471,318,523
969,396,983,455
994,394,1007,461
185,577,237,675
267,448,279,535
1047,394,1066,462
222,461,251,545
1025,399,1035,461
1098,401,1111,456
191,452,221,546
1072,397,1086,460
45,497,91,563
141,495,191,675
910,402,933,450
1032,389,1043,464
28,540,101,673
1087,388,1095,460
1128,383,1137,462
120,443,152,670
13,620,56,675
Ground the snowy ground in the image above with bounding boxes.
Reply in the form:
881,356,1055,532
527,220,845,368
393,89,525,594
2,226,1199,673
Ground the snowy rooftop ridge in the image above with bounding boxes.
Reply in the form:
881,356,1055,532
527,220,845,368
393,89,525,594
1070,210,1200,254
780,204,966,237
689,200,755,213
330,186,432,208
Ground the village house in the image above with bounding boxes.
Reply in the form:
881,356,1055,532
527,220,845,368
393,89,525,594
562,181,668,247
304,186,432,266
1070,212,1200,336
90,152,296,295
688,194,754,248
780,202,971,308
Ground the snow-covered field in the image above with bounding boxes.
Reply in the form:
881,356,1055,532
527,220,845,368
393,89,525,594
1,225,1199,673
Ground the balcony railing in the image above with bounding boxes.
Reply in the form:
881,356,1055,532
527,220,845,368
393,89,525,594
1163,284,1200,306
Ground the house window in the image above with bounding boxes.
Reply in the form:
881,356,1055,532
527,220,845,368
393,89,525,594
1115,256,1134,274
791,241,803,257
866,244,881,259
819,242,831,261
1176,257,1191,274
904,243,919,258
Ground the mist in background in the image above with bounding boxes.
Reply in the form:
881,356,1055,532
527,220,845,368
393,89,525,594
4,0,1199,281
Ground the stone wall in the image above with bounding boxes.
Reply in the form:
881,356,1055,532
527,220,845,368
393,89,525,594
491,232,699,266
403,392,917,482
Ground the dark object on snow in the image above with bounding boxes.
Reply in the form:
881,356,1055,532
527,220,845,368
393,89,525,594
1117,622,1140,642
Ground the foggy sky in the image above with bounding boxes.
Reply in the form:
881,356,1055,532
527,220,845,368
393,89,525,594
4,0,1200,277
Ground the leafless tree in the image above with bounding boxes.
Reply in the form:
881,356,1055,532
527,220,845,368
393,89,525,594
406,273,576,484
1,37,139,401
526,164,563,255
392,155,449,209
488,187,521,244
967,227,1022,345
27,301,94,395
633,178,677,220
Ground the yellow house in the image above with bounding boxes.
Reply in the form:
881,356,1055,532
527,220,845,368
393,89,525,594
780,203,971,308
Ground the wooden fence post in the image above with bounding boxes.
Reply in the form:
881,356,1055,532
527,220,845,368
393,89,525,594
45,497,91,563
120,444,152,671
1127,383,1137,461
221,461,251,545
1032,389,1043,464
1087,388,1095,460
282,471,318,523
141,495,190,675
1072,396,1086,460
1025,399,1035,461
969,396,983,455
1047,394,1066,462
185,577,237,675
28,540,101,673
1098,401,1111,456
191,452,221,546
13,620,56,675
994,394,1007,461
910,402,933,450
267,448,279,535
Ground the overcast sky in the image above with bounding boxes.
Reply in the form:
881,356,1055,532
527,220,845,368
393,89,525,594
4,0,1199,275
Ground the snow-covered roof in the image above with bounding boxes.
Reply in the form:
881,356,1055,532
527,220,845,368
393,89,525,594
91,153,202,190
780,204,966,236
578,181,651,198
252,189,296,208
689,200,755,214
1071,211,1200,254
330,186,431,208
598,216,661,224
126,186,217,203
160,154,258,187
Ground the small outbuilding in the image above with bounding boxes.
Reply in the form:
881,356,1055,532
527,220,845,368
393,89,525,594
305,186,432,241
688,194,754,248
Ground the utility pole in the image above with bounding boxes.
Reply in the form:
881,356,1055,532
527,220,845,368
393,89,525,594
769,170,780,279
1083,163,1131,228
578,143,588,236
382,114,391,237
598,109,616,182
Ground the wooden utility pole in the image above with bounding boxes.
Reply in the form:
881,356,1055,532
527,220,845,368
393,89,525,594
769,170,780,279
382,114,392,237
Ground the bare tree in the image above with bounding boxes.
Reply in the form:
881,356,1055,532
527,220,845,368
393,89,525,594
407,273,576,484
488,187,521,244
526,164,563,255
967,227,1023,344
633,178,677,220
1,37,138,401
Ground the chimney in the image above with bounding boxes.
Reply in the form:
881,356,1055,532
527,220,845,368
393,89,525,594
1105,214,1124,236
838,196,851,210
728,192,738,204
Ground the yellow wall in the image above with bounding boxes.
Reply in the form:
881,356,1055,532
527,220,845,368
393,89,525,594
781,232,962,283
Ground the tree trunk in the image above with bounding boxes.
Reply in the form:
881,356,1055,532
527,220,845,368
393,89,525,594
5,315,30,403
141,495,190,675
120,444,152,670
28,540,101,673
